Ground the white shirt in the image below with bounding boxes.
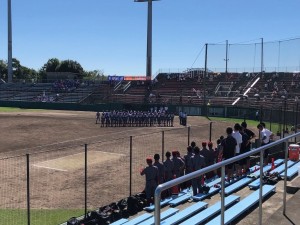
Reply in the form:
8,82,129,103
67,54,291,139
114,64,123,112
232,131,242,154
261,128,273,144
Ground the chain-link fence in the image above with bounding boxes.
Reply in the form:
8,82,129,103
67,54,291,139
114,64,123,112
0,121,260,225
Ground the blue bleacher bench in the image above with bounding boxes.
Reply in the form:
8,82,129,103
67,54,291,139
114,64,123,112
205,185,276,225
224,177,254,195
205,177,221,187
169,193,192,207
280,161,300,180
144,191,186,212
271,160,296,174
249,159,283,173
192,186,219,201
249,160,296,189
161,201,208,225
249,165,272,178
138,208,179,225
110,218,129,225
122,212,152,225
179,195,240,225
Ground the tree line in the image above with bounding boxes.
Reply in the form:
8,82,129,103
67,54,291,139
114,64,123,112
0,58,106,82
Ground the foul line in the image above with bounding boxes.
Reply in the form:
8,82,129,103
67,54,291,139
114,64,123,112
33,164,68,172
32,151,125,172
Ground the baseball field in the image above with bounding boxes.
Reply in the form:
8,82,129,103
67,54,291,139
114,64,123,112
0,107,267,224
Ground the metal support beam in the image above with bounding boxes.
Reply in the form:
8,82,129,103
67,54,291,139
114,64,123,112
8,0,13,83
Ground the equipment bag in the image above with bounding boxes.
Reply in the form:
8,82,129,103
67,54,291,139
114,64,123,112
67,217,79,225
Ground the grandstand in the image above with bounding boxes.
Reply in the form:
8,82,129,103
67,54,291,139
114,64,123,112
1,71,300,109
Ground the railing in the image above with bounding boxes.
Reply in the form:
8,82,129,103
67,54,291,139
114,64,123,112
123,81,132,93
154,132,300,225
113,80,122,92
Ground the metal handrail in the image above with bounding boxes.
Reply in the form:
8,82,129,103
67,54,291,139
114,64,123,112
154,132,300,225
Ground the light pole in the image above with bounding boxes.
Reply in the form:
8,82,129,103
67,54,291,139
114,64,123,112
8,0,13,83
134,0,159,79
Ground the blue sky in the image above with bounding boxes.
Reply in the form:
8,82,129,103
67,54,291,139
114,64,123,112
0,0,299,76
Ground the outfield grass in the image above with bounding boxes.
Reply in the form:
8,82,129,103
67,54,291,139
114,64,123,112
209,116,292,134
0,209,84,225
0,107,42,112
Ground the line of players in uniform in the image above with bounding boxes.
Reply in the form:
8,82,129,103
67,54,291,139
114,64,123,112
96,110,175,127
140,141,221,205
140,122,258,205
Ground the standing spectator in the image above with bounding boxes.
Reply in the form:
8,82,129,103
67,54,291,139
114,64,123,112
182,112,187,126
191,141,197,153
190,146,206,195
257,123,274,165
232,123,243,176
95,111,100,124
140,157,158,205
220,127,237,181
240,127,251,174
184,146,194,175
179,111,183,125
241,122,256,143
163,151,174,197
183,146,194,188
172,151,185,179
207,141,216,178
153,154,164,185
163,152,174,182
255,110,259,121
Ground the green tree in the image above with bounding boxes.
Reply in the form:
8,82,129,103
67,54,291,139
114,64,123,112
0,60,7,80
12,58,23,79
55,60,84,74
42,58,60,72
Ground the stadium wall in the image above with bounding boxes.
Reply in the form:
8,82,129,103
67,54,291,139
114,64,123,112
0,100,297,126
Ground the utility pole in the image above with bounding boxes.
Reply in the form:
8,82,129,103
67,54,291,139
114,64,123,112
134,0,159,79
8,0,13,83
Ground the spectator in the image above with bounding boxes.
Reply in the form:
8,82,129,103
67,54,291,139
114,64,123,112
153,154,164,185
140,157,158,205
190,146,205,195
220,127,237,181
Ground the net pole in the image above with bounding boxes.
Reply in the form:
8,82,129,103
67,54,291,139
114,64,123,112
84,144,88,217
130,136,133,196
26,154,30,225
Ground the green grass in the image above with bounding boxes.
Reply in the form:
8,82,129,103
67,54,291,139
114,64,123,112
0,107,43,112
209,116,292,134
0,209,84,225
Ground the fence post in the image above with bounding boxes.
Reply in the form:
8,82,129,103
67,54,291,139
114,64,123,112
84,144,88,217
130,136,133,196
26,154,30,225
209,122,213,142
221,165,225,225
295,102,298,143
258,149,264,225
283,140,289,215
162,131,165,162
188,126,190,146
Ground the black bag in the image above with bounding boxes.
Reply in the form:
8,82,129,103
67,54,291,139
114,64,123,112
110,209,123,222
67,217,79,225
127,196,139,215
202,185,211,194
117,198,127,210
78,212,99,225
90,211,110,225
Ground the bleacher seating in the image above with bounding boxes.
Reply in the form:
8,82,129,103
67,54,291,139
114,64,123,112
160,201,208,225
206,185,276,225
179,195,240,225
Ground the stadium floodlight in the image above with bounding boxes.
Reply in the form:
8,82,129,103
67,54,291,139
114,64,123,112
134,0,160,79
7,0,13,83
